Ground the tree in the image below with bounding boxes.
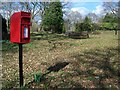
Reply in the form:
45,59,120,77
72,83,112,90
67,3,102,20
87,13,102,30
87,13,99,23
19,2,47,23
102,13,117,29
84,16,91,24
0,2,20,18
75,16,93,32
0,2,21,31
103,13,117,22
102,1,119,34
42,1,63,34
92,23,100,31
102,13,118,34
103,1,119,18
63,11,82,31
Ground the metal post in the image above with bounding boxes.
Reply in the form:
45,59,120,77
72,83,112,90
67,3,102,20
19,44,23,87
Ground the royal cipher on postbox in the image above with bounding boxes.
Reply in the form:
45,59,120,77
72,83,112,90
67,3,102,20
10,11,31,44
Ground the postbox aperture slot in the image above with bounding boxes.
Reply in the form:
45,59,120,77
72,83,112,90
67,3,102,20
21,18,30,24
21,12,31,16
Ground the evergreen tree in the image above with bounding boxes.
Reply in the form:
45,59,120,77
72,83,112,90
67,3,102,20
83,16,93,32
84,16,91,24
42,1,63,33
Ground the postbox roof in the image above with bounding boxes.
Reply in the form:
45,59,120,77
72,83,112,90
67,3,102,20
12,11,31,16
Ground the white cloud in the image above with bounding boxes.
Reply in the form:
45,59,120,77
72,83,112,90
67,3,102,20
71,7,90,16
92,5,105,15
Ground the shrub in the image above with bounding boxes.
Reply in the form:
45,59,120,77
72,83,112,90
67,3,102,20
75,22,94,33
92,23,100,31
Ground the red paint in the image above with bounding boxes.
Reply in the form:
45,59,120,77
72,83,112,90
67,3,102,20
10,11,31,44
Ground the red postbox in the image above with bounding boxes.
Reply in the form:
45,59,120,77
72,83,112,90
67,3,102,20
10,11,31,44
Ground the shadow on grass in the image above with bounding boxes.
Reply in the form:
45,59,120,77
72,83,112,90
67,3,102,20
25,62,69,86
43,62,69,76
70,47,119,88
25,61,84,88
18,47,120,88
3,46,119,88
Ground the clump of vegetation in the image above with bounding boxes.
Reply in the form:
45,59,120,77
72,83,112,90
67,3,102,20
34,71,43,83
68,16,93,39
100,13,118,35
75,16,93,33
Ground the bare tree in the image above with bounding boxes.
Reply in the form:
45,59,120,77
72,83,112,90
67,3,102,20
0,2,20,19
64,11,82,31
87,13,99,23
0,1,71,32
0,2,21,30
103,1,119,35
19,2,50,32
103,1,119,18
19,2,40,20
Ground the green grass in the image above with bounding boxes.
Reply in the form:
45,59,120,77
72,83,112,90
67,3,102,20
2,31,119,88
2,40,18,52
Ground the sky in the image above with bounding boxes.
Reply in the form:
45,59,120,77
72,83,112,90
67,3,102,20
0,0,118,21
69,2,105,16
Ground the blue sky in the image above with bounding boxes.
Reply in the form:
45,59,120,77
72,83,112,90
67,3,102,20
71,2,102,11
69,2,105,16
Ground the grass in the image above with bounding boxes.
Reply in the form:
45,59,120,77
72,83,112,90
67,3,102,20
2,31,119,89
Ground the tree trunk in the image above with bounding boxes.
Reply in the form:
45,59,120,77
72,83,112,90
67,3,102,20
115,30,117,35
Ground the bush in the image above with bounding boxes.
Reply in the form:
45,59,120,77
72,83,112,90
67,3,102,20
101,22,118,30
92,23,100,31
75,22,93,33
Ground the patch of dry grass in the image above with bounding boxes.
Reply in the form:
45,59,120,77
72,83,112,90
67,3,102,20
2,31,119,89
